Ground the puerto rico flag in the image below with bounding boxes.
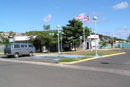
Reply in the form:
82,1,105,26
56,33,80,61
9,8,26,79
83,16,89,22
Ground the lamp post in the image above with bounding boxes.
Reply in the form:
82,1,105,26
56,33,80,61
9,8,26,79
83,27,86,50
56,25,61,53
112,33,114,48
60,32,64,52
80,36,82,50
93,16,98,56
60,36,62,52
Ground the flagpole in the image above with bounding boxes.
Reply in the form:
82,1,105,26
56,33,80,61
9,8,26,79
83,16,90,50
112,33,114,48
56,25,61,53
93,16,98,57
76,14,89,50
83,26,86,50
88,16,90,29
88,16,92,51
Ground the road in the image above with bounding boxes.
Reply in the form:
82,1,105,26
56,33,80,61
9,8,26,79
74,49,130,70
0,49,130,87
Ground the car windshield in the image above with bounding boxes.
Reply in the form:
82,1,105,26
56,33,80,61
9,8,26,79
6,44,11,49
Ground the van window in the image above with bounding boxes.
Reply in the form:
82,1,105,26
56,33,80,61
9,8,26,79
6,44,11,49
21,45,24,48
24,45,27,48
14,44,20,48
21,44,27,48
29,45,33,48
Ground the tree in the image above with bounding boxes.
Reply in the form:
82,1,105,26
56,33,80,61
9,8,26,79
2,38,9,44
109,38,116,48
43,25,50,31
62,19,90,50
0,32,9,44
62,19,83,50
8,31,16,38
128,35,130,40
101,41,108,48
84,27,91,37
26,31,57,52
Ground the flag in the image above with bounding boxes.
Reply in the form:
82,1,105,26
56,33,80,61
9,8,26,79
75,14,84,20
83,16,89,22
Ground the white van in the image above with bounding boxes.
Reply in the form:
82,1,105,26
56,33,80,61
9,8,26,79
4,43,36,58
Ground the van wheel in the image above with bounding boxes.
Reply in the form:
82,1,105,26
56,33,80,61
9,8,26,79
14,53,19,58
29,52,33,56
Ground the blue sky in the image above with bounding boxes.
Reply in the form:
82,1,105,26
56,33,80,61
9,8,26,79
0,0,130,39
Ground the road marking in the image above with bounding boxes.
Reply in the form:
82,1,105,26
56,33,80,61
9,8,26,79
0,58,130,77
58,52,126,64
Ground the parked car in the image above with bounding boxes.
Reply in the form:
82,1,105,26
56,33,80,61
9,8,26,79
4,43,36,58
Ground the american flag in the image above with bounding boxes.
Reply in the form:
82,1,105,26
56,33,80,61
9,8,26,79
83,16,89,22
75,14,84,20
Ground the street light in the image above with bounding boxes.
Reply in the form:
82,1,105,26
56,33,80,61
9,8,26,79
93,16,98,56
56,25,61,53
112,33,114,48
80,36,82,50
60,36,62,52
60,32,64,52
83,27,86,50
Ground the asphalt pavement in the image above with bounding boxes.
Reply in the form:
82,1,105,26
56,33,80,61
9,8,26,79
74,49,130,70
0,49,130,87
0,54,58,63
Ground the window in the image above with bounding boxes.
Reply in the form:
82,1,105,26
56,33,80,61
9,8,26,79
24,45,27,48
29,45,33,48
6,44,11,49
14,44,20,48
21,44,27,48
21,45,24,48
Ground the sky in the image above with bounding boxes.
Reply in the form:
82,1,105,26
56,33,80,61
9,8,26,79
0,0,130,39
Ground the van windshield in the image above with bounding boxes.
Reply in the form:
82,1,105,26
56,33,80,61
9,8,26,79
6,44,11,49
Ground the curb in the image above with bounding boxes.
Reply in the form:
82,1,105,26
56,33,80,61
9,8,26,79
102,52,126,58
58,52,126,65
58,57,97,64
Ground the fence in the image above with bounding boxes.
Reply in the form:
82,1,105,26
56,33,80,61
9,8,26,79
99,44,111,49
0,44,5,52
115,43,130,48
99,43,130,49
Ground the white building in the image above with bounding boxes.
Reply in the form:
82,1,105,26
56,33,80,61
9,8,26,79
86,35,100,49
9,36,36,43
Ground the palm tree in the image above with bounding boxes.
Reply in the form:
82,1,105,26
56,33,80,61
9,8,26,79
128,35,130,41
43,25,50,31
109,38,116,48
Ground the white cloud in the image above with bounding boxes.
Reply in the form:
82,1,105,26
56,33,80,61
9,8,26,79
89,12,103,16
43,14,52,22
114,26,130,39
100,26,130,39
91,18,108,23
79,13,85,18
97,18,108,23
112,1,129,10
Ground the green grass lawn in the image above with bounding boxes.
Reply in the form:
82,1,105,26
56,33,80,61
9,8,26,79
60,50,120,56
58,57,90,62
33,49,122,63
57,50,122,63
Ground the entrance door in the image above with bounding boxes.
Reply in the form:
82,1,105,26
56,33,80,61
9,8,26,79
87,42,89,49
